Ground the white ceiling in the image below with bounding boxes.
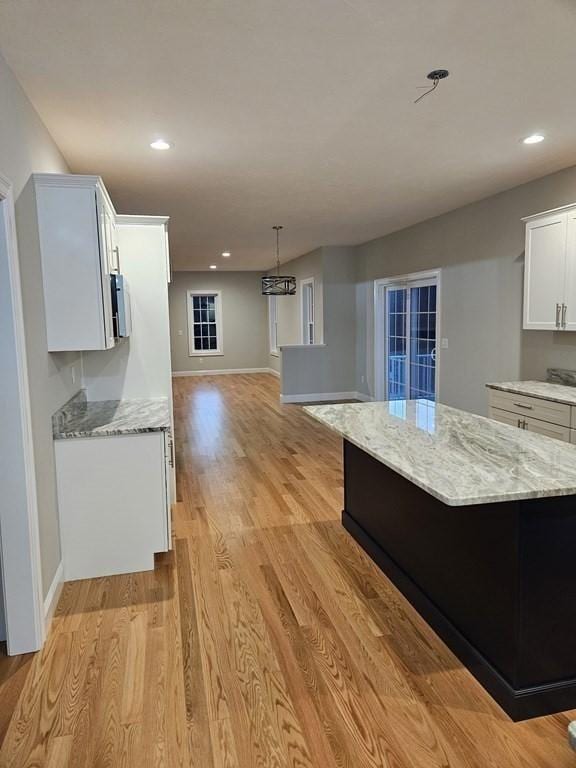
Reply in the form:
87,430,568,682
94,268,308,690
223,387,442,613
1,0,576,270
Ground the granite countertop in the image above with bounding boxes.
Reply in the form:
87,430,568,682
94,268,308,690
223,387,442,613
53,391,171,439
486,380,576,407
304,399,576,507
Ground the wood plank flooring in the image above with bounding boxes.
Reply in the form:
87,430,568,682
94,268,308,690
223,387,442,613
0,372,575,766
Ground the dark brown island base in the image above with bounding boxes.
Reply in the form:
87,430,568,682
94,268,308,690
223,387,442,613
305,399,576,721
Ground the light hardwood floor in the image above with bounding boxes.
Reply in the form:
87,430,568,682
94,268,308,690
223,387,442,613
0,373,574,767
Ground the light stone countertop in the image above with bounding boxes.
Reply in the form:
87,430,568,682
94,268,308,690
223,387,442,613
486,380,576,407
53,391,171,439
304,399,576,507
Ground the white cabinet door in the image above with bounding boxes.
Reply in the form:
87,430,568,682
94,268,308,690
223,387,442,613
563,210,576,330
163,432,173,548
102,201,119,274
523,213,567,330
95,189,116,349
35,175,117,351
524,416,571,442
56,432,168,581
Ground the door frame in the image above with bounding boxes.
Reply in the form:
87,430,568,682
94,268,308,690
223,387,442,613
299,276,315,344
0,172,45,654
374,269,441,402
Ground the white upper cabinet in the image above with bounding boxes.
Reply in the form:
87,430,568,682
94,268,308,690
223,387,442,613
33,174,116,351
523,204,576,331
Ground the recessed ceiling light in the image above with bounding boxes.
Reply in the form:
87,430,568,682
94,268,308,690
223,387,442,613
209,265,217,270
222,252,231,258
523,134,545,145
150,139,172,150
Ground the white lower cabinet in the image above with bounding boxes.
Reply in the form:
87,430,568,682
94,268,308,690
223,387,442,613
55,431,170,581
488,388,574,444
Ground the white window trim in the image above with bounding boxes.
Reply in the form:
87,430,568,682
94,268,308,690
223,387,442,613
268,295,279,356
373,269,441,402
187,289,223,356
300,277,315,345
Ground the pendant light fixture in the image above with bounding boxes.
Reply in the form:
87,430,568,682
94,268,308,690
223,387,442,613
261,225,296,296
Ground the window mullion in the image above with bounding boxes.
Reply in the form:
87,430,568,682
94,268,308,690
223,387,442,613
406,287,412,399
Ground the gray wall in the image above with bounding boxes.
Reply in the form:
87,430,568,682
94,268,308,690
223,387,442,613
276,248,324,345
281,247,356,396
268,247,324,375
0,51,75,599
169,271,269,373
355,164,576,415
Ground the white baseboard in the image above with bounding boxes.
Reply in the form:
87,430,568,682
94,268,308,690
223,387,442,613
268,368,280,378
172,367,277,377
43,561,64,631
355,392,374,402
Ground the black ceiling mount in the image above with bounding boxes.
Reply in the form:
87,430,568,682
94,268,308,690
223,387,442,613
414,69,450,104
427,69,450,81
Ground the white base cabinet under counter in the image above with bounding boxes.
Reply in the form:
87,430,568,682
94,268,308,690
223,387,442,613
487,378,576,445
53,394,172,582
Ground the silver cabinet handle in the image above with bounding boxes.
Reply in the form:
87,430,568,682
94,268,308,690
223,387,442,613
168,437,174,468
562,303,567,328
111,246,120,273
556,303,562,328
513,402,533,410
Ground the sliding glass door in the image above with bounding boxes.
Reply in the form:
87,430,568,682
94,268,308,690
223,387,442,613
378,276,438,401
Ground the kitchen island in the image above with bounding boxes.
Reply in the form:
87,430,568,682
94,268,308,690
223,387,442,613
305,399,576,720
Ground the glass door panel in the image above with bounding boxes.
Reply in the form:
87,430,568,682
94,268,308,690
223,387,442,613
386,287,407,400
409,284,437,400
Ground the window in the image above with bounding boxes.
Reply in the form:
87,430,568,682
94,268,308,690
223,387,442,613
269,295,278,355
187,291,223,356
301,277,315,344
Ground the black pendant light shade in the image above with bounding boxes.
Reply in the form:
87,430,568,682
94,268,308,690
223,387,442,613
261,226,296,296
261,274,297,295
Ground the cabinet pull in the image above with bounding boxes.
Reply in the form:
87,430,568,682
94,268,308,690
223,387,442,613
111,246,120,273
562,303,567,328
513,402,533,410
168,437,174,468
556,303,561,328
517,418,522,428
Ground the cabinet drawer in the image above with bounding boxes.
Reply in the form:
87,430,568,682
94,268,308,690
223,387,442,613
571,429,576,445
524,417,571,442
488,389,571,427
